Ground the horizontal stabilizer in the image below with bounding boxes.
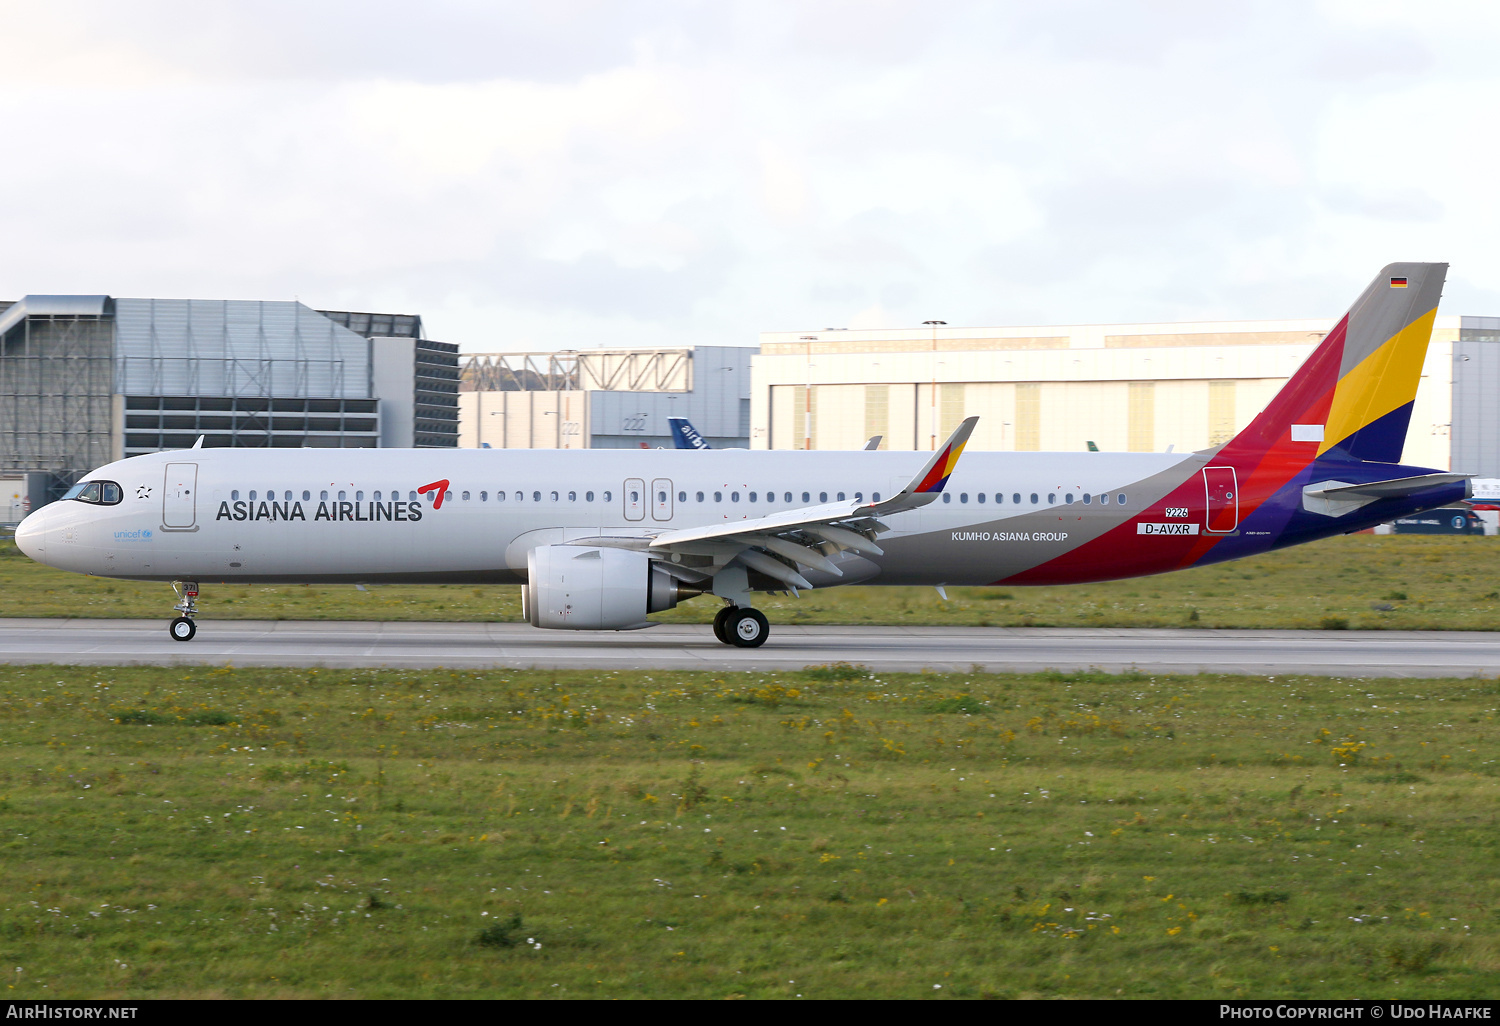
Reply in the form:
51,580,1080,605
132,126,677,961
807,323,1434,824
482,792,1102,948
1303,472,1471,517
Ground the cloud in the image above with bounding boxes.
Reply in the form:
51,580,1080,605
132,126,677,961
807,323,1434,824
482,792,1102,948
0,0,1498,351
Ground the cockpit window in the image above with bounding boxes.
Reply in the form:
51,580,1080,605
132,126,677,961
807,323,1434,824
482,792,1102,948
63,480,122,505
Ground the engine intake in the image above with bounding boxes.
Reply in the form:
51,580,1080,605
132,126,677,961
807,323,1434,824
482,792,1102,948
524,545,704,630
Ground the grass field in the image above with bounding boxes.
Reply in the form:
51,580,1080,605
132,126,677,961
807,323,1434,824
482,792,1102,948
0,662,1496,999
3,533,1500,631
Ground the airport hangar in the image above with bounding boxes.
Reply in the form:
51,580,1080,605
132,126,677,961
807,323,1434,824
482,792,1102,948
0,295,459,517
749,316,1500,481
7,291,1500,520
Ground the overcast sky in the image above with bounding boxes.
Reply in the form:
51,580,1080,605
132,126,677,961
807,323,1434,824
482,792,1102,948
2,0,1498,350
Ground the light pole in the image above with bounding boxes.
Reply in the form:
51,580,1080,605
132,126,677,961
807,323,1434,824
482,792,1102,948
923,320,946,449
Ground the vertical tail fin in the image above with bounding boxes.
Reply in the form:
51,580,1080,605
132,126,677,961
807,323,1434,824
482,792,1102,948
1228,262,1446,465
668,417,711,450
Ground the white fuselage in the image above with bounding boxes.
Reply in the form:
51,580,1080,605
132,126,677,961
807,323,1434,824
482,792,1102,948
16,447,1189,587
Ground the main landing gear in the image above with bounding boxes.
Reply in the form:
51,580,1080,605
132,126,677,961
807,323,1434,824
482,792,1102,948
712,604,769,648
169,581,198,642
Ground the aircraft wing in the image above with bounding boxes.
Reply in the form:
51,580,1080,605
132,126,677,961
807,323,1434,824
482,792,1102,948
643,417,978,590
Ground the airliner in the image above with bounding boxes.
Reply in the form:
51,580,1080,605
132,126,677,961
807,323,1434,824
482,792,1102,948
14,264,1468,648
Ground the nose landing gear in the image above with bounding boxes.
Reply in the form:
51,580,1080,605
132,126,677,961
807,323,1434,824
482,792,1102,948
169,581,198,642
712,603,769,648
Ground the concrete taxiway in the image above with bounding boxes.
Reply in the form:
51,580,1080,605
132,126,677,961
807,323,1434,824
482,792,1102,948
0,618,1494,676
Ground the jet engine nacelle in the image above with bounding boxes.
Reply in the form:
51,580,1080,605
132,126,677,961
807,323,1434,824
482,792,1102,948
523,545,700,630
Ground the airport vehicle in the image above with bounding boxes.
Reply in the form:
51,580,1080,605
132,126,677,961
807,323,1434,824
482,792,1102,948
668,417,712,450
14,264,1469,648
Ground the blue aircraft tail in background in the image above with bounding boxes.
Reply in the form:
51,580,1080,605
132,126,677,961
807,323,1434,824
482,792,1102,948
668,417,711,450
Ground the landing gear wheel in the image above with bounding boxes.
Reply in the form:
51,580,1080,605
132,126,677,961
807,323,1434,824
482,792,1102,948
712,606,735,643
729,608,769,648
169,616,197,642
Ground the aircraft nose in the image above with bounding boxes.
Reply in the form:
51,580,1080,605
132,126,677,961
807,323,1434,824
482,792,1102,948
13,508,47,563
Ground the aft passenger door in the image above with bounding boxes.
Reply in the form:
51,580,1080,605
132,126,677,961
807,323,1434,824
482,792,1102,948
623,478,645,521
1203,466,1238,533
651,478,673,521
162,463,199,531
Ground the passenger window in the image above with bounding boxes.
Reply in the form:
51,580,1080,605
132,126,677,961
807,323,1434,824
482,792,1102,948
1065,493,1073,504
854,492,863,501
461,491,470,501
1047,493,1056,504
696,492,704,502
1082,493,1091,504
749,492,757,502
480,491,487,501
446,491,454,502
1029,493,1038,504
960,493,968,503
977,493,985,503
374,491,383,501
1118,493,1127,505
678,491,686,502
731,492,740,502
232,490,240,500
302,490,310,501
819,492,827,502
550,491,559,502
603,491,612,502
943,493,952,504
714,492,722,502
532,491,541,502
802,492,810,503
357,490,365,501
872,492,881,502
321,490,329,501
630,490,639,503
409,491,417,501
784,492,792,502
1100,493,1109,505
585,491,593,502
514,491,523,502
569,491,577,502
837,492,845,501
250,491,257,501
